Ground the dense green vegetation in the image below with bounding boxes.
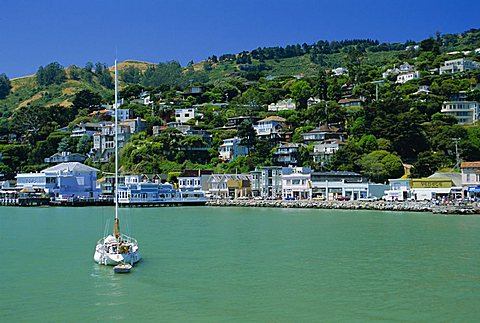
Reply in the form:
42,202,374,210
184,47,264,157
2,28,480,182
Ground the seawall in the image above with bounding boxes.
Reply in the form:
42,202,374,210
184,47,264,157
206,199,480,214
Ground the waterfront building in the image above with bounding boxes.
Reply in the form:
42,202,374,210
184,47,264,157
383,178,411,201
16,162,100,200
202,173,252,199
281,167,312,200
250,166,283,199
178,169,213,192
310,171,368,201
461,161,480,198
410,178,454,201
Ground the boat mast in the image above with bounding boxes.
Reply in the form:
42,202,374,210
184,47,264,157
114,59,120,238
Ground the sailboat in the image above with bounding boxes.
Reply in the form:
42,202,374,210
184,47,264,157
93,60,141,266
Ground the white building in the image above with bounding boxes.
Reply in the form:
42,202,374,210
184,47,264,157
92,123,131,163
268,99,296,111
312,139,345,164
218,137,249,161
175,108,202,124
439,58,480,75
253,116,287,138
332,67,348,76
441,100,480,124
282,167,312,200
311,171,368,201
396,71,420,84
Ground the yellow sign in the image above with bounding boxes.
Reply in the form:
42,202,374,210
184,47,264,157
410,178,452,188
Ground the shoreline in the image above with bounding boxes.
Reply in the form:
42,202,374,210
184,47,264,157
206,199,480,214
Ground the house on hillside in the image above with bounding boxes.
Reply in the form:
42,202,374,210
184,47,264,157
253,116,290,142
273,143,301,167
268,99,296,111
441,92,480,125
44,152,87,164
302,123,346,144
71,122,104,138
338,98,363,108
312,139,346,165
440,58,480,75
92,123,131,163
218,137,249,161
175,107,202,124
396,71,420,83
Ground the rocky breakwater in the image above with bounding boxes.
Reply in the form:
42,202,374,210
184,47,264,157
206,199,436,212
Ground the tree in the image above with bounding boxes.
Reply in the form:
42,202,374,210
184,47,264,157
237,121,257,150
289,80,312,109
36,62,66,86
57,137,70,153
411,151,447,177
72,89,102,113
0,74,11,99
77,135,91,155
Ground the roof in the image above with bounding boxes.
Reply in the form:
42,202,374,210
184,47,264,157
428,172,462,187
338,98,363,104
461,162,480,168
41,162,99,173
258,116,286,123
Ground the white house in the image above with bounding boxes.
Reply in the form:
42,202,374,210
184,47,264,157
441,100,480,125
253,116,287,138
332,67,348,76
268,99,296,111
218,137,249,161
16,162,100,200
396,71,420,84
439,58,480,75
92,123,131,163
175,108,202,124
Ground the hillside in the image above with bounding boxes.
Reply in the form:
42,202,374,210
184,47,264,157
1,28,480,180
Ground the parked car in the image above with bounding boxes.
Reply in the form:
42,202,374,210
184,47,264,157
336,196,350,201
359,196,378,202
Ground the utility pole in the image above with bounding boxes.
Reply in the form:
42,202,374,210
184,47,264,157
371,80,384,101
452,138,461,169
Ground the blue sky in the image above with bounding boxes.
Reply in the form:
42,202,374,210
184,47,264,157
1,0,478,78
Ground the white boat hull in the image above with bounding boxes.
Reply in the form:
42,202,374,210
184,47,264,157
93,235,141,266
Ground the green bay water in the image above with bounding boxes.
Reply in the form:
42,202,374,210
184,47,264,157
1,206,480,322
